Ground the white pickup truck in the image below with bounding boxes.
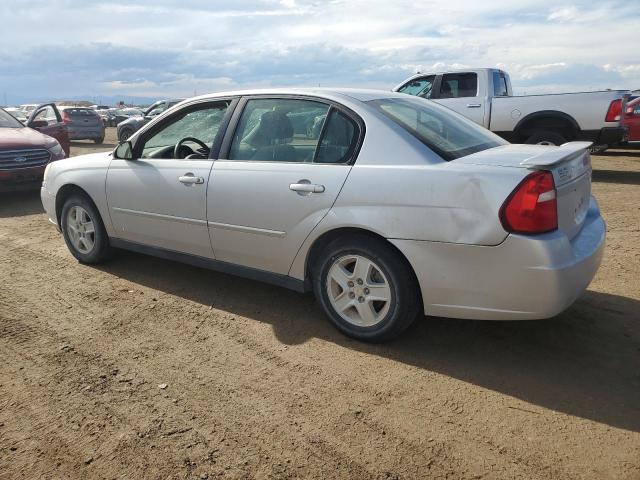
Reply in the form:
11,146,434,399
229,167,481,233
393,68,629,149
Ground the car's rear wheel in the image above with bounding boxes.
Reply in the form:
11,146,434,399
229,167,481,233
61,195,111,264
94,137,104,144
313,235,421,342
525,130,567,146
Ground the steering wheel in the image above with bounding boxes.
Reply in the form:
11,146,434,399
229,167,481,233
174,137,210,159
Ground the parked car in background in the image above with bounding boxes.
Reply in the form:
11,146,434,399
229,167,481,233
41,89,604,342
394,68,629,150
113,108,144,127
57,106,105,144
19,103,39,116
622,96,640,142
5,107,28,123
0,107,66,192
27,104,71,157
117,99,184,141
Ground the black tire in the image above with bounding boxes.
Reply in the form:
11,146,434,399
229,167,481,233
525,130,567,146
119,128,134,142
60,194,112,264
312,234,422,342
94,137,104,144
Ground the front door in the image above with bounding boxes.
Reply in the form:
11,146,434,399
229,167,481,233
208,97,361,274
28,104,70,156
106,100,232,258
433,72,487,126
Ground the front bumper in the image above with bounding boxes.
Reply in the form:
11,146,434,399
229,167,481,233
578,126,629,145
0,166,45,192
40,183,59,231
391,198,606,320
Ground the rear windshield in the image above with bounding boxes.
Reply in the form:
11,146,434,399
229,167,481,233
64,108,98,116
0,108,23,128
368,97,506,161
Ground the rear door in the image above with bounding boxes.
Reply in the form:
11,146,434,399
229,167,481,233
433,72,487,126
107,99,233,258
28,104,70,156
207,96,362,274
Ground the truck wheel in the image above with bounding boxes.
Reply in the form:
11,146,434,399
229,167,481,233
525,130,567,146
312,234,421,342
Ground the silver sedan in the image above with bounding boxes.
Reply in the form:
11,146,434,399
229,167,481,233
41,88,605,342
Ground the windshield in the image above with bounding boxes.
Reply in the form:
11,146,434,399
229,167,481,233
0,108,24,128
368,97,506,161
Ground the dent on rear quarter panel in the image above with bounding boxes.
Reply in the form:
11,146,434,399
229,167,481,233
328,162,523,245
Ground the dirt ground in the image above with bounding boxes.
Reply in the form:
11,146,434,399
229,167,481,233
0,129,639,479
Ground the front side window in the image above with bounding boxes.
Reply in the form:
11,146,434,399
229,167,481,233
139,101,230,159
228,99,330,163
397,75,436,99
369,97,506,161
439,73,478,98
33,106,59,124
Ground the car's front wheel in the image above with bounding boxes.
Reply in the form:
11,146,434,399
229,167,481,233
61,195,111,264
313,235,421,342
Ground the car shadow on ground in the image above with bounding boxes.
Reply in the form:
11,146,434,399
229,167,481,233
592,169,640,185
0,190,44,218
97,250,640,433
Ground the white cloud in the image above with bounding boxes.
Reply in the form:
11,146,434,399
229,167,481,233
0,0,638,101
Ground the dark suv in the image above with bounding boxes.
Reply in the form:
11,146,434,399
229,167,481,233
117,99,184,141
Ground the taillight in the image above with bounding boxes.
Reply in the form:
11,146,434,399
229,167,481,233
500,170,558,234
605,99,622,122
62,111,71,123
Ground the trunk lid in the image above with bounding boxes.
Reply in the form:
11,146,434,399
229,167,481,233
455,142,593,240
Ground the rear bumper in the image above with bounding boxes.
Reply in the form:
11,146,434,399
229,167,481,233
391,198,605,320
68,128,104,140
578,127,629,145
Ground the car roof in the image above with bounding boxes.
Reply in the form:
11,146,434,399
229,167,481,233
185,88,408,105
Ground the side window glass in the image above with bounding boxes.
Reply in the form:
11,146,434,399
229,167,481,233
439,73,478,98
228,99,329,163
315,109,357,164
397,76,436,98
34,106,57,124
139,102,229,159
492,71,509,96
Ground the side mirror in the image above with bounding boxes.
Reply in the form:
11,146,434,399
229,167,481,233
114,141,133,160
29,119,48,128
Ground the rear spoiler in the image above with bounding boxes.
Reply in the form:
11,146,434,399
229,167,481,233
519,141,592,167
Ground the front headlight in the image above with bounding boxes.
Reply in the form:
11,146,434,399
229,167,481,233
47,140,64,158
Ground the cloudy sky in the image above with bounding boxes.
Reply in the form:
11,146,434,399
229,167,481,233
0,0,638,103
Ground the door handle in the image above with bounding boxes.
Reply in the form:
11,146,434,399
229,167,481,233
290,179,325,195
466,103,482,108
178,173,204,185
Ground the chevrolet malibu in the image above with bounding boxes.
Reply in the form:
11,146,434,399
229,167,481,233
40,89,605,342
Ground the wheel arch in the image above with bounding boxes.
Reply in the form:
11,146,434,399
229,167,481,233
513,110,580,142
303,227,423,305
55,184,101,229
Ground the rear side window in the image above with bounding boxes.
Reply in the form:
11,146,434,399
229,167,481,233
369,97,506,161
397,75,436,99
315,109,357,164
439,73,478,98
492,71,509,97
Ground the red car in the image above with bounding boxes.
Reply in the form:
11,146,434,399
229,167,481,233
622,97,640,142
0,106,68,192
